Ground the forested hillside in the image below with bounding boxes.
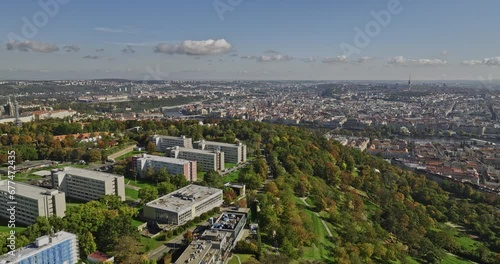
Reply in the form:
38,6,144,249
0,119,498,263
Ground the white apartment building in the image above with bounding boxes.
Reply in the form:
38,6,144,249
143,184,223,225
151,135,193,151
194,140,247,164
169,146,225,172
0,180,66,225
135,154,197,182
51,167,126,201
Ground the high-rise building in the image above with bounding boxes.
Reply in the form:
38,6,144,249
0,231,79,264
0,181,66,225
51,167,126,201
169,146,225,172
135,154,197,182
150,135,193,151
194,140,247,164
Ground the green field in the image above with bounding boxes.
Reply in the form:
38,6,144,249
116,150,145,161
228,254,256,264
0,218,27,233
295,197,334,262
441,254,473,264
132,218,145,228
139,235,163,253
225,163,237,169
125,178,156,189
222,171,239,183
125,188,139,200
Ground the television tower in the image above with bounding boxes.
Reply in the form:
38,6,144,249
14,97,22,127
408,73,412,91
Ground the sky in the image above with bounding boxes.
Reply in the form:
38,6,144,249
0,0,499,81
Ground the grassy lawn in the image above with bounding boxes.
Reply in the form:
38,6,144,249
225,163,237,169
132,218,145,228
294,197,334,262
228,254,256,264
125,188,139,200
0,218,27,233
441,254,473,264
125,178,156,189
116,150,145,161
139,235,162,253
222,171,239,183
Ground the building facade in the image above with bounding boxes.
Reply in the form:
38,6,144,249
143,184,223,225
169,146,225,172
151,135,193,151
194,140,247,164
135,154,197,182
0,231,79,264
51,167,126,202
0,181,66,225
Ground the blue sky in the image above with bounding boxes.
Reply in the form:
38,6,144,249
1,0,499,80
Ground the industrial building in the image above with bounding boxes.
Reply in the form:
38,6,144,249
168,146,225,172
51,167,126,201
0,231,79,264
143,184,223,225
194,140,247,164
151,135,193,151
0,180,66,225
135,154,197,182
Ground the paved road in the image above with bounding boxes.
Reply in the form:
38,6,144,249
147,231,186,260
300,197,333,238
108,144,137,160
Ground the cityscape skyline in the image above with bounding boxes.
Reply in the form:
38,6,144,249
1,0,500,80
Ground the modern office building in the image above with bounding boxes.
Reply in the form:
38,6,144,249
0,231,79,264
135,154,197,182
51,167,126,202
168,146,225,172
0,180,66,225
143,184,223,225
194,140,247,164
151,135,193,151
174,209,249,264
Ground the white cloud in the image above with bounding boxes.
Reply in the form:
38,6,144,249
301,57,316,63
62,45,80,52
387,56,447,66
257,54,292,62
6,41,59,53
322,55,349,64
241,55,256,60
462,57,500,66
154,39,232,55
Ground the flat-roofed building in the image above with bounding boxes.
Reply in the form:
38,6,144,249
0,180,66,225
194,140,247,164
0,231,79,264
151,135,193,151
169,146,224,172
135,154,197,182
51,167,125,201
175,210,249,264
143,184,223,225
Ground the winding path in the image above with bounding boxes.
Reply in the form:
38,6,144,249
300,197,333,238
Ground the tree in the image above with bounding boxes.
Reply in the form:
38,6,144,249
138,186,158,204
223,187,237,204
79,231,97,257
157,181,176,195
203,170,222,187
183,230,194,245
146,141,156,154
112,235,144,264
